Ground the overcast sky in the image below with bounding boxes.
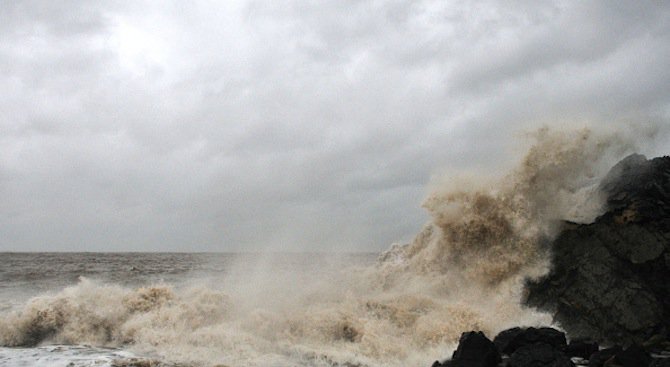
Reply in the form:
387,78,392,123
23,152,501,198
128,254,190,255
1,1,669,252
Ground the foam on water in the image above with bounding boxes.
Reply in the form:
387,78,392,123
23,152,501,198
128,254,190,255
0,128,636,367
0,345,143,367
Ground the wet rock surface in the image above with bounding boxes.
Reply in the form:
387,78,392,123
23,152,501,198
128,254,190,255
507,342,574,367
587,345,621,367
612,344,652,367
431,155,670,367
433,326,670,367
525,154,670,345
434,331,501,367
564,339,599,360
651,359,670,367
493,327,567,355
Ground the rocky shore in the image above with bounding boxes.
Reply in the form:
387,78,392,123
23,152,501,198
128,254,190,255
432,326,670,367
432,154,670,367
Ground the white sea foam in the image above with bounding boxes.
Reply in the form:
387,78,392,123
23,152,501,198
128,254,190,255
0,345,143,367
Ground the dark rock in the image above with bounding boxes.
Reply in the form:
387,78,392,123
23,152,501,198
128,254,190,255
493,327,567,355
494,327,524,354
650,359,670,367
588,346,622,367
507,343,574,367
564,339,599,359
444,331,501,367
613,344,652,367
644,334,668,353
525,155,670,345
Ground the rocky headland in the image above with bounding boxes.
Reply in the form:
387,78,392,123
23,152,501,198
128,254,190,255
433,154,670,367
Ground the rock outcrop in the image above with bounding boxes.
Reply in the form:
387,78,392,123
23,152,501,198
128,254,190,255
435,327,579,367
434,326,669,367
507,343,574,367
525,154,670,345
433,331,501,367
493,327,567,355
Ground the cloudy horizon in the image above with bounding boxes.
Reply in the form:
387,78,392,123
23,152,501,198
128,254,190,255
1,1,669,252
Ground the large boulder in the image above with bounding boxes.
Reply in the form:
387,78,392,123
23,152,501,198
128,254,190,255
507,343,574,367
493,327,567,355
650,359,670,367
439,331,501,367
612,344,652,367
563,339,599,359
525,155,670,345
587,346,622,367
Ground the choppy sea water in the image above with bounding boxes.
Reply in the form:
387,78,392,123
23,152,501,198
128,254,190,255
0,252,377,367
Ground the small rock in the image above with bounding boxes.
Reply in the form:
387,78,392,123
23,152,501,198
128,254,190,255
644,334,668,353
565,340,599,359
589,346,623,367
602,355,618,367
494,327,524,354
571,357,588,366
613,344,652,367
444,331,501,367
650,359,670,367
493,327,567,355
507,343,574,367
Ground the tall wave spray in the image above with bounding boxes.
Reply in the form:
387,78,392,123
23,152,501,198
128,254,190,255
0,129,634,367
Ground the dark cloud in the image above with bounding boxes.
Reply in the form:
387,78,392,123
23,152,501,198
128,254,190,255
1,1,669,251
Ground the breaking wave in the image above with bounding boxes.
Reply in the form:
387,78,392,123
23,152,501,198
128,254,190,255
0,128,634,367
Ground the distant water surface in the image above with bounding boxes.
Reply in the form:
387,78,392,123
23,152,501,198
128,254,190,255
0,252,376,312
0,252,379,367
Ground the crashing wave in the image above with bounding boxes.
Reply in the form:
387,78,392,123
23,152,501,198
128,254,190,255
0,128,634,367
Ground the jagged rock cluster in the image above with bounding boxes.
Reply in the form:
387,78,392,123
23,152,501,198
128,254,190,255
433,327,669,367
526,154,670,345
432,155,670,367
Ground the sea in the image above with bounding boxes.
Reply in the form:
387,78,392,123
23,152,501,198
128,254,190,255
0,241,553,367
0,246,552,367
0,252,378,367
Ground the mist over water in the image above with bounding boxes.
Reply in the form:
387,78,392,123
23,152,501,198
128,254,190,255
0,129,640,366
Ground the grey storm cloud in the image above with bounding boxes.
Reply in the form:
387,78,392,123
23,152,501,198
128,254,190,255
1,0,669,251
